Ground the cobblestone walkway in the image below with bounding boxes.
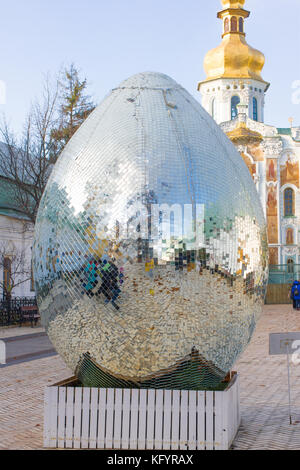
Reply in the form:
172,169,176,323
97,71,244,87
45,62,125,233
1,305,300,450
232,304,300,450
0,354,71,449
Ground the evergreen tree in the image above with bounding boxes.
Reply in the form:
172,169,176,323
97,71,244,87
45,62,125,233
51,63,95,156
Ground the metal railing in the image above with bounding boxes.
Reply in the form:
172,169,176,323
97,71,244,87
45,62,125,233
269,265,300,285
0,297,37,326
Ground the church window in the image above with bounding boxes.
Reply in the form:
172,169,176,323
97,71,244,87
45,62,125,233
286,228,294,245
239,17,244,32
3,257,11,298
231,17,237,32
284,188,294,216
253,97,258,121
231,95,240,120
224,18,229,33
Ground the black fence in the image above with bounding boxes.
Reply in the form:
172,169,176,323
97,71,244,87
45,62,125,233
0,297,37,326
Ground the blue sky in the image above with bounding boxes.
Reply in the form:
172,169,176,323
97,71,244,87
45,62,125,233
0,0,299,133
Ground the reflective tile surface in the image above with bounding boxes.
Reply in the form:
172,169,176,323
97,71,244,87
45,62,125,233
33,72,268,389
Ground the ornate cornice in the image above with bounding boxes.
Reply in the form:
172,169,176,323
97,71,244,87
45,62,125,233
226,121,263,145
283,246,298,256
261,138,283,156
281,217,297,227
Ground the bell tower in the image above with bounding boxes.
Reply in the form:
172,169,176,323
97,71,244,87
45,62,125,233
198,0,269,124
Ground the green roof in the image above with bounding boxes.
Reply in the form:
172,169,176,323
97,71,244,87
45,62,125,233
0,176,30,220
0,142,32,221
277,128,292,135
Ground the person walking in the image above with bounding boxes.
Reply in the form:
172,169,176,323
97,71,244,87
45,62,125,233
291,280,300,309
81,259,99,297
294,283,300,310
98,259,121,310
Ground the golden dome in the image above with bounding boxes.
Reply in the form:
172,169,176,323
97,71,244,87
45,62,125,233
204,35,265,82
200,0,267,84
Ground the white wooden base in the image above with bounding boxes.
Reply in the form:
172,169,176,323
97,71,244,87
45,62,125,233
44,373,240,450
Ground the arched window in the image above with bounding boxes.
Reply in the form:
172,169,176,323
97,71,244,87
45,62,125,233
231,16,238,32
286,228,294,245
211,98,216,119
224,18,229,33
239,17,244,32
284,188,294,216
231,95,240,120
287,258,294,273
253,97,258,121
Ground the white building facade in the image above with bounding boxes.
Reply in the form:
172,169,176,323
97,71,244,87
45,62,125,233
198,0,300,269
0,159,35,299
0,214,34,298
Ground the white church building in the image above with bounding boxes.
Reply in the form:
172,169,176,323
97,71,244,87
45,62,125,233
198,0,300,273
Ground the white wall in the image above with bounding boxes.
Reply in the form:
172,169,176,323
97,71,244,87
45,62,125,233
199,78,267,124
0,214,35,298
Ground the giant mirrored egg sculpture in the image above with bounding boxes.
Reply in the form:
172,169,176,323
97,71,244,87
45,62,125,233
33,72,268,390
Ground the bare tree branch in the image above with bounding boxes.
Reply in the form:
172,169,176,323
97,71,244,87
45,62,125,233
0,65,95,223
0,241,32,299
0,75,59,223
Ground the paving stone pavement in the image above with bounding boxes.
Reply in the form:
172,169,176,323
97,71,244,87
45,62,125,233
0,354,71,450
232,304,300,450
1,304,300,450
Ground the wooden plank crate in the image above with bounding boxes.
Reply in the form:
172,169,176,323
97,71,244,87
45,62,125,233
44,373,240,450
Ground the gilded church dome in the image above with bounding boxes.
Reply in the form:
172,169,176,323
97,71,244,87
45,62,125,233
204,35,265,82
203,0,266,83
